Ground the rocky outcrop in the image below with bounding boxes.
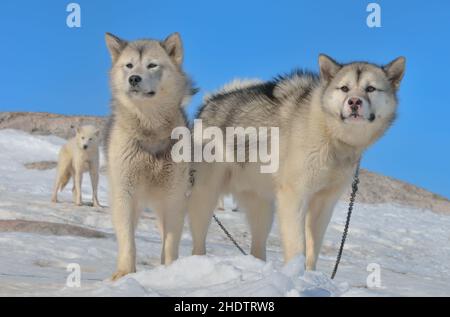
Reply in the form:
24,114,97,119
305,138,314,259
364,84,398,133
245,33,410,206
344,169,450,214
24,161,57,170
0,220,107,238
0,112,106,140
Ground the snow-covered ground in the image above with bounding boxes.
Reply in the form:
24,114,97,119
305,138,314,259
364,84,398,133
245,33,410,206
0,129,449,297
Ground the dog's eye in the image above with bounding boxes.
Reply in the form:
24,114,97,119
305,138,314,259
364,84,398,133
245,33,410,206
81,137,85,140
89,138,92,141
366,86,376,93
147,63,158,69
340,86,349,93
126,63,133,69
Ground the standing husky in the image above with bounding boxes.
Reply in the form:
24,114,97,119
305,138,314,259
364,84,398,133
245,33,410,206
104,32,195,280
188,55,405,270
51,125,100,207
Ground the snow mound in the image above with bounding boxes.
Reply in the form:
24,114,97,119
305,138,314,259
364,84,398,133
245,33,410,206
80,255,344,297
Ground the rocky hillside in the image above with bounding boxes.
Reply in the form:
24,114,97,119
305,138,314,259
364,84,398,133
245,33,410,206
0,112,106,140
1,111,449,214
344,169,449,214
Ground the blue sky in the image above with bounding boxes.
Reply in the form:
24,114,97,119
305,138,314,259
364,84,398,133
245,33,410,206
0,1,449,198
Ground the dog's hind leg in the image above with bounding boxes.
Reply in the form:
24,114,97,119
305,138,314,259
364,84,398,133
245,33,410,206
51,176,60,203
187,165,224,256
71,176,76,203
157,198,186,265
51,167,63,203
234,191,274,260
187,188,220,256
276,185,309,264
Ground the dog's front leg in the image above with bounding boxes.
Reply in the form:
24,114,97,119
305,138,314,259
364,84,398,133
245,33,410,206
73,167,83,206
276,184,309,264
305,186,343,270
111,187,138,281
89,163,100,207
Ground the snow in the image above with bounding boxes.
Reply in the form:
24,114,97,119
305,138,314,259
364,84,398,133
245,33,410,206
0,128,449,296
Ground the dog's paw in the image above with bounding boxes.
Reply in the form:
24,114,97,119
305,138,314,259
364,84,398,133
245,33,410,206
111,270,132,281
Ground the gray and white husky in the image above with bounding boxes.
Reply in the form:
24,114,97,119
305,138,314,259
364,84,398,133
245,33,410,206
104,32,195,280
188,55,405,270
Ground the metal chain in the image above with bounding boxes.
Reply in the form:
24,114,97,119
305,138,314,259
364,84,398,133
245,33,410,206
213,214,247,255
331,159,361,279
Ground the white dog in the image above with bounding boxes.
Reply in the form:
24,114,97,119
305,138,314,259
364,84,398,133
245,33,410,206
51,125,100,207
188,55,405,270
104,33,196,280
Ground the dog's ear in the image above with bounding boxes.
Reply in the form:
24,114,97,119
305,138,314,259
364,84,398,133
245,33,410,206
162,32,183,66
95,129,100,137
76,126,81,134
105,33,127,63
319,54,341,82
384,57,406,90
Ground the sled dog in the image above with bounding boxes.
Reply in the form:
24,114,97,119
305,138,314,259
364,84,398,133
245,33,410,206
104,32,195,280
188,55,405,270
51,125,100,207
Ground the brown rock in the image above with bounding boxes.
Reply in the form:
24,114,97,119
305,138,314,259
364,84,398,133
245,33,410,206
0,219,107,238
24,161,57,170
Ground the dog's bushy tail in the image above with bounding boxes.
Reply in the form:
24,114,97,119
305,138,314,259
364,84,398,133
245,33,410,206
56,146,72,192
59,168,71,191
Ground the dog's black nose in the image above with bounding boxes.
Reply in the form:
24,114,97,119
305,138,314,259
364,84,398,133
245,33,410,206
348,97,362,106
350,104,359,112
83,145,88,150
348,97,362,112
129,75,142,87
